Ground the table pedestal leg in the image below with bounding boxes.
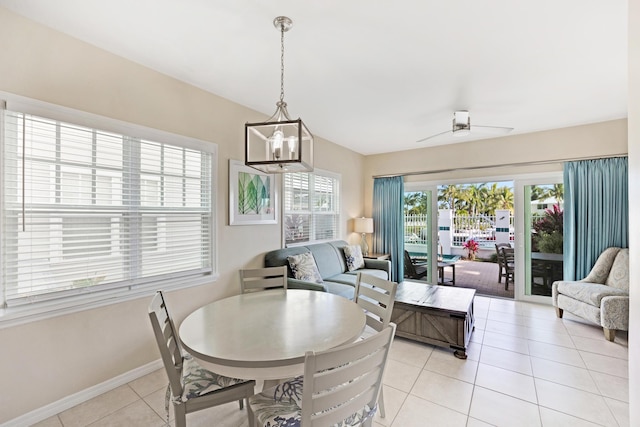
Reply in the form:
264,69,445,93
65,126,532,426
262,379,280,390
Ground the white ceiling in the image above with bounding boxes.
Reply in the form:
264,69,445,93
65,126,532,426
0,0,628,155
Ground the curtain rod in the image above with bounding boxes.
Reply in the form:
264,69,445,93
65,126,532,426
372,153,628,179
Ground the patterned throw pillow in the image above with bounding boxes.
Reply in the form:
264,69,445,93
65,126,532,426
343,245,365,271
287,252,323,283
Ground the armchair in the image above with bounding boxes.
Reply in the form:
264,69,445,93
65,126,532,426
552,247,629,341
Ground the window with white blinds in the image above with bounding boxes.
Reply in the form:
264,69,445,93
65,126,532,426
283,170,340,245
1,104,215,309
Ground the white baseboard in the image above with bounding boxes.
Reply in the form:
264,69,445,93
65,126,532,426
1,359,164,427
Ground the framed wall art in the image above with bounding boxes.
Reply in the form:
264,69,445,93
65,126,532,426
229,159,278,225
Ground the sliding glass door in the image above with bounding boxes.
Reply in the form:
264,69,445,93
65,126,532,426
404,183,438,283
515,173,564,302
404,174,563,303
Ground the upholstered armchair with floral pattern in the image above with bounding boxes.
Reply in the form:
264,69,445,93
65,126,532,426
552,247,629,341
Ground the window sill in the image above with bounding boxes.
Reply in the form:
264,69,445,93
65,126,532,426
0,274,218,329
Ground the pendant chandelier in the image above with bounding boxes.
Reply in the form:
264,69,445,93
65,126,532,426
245,16,314,173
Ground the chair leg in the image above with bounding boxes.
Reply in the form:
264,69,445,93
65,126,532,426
378,387,386,418
246,398,256,426
555,307,563,318
604,328,616,342
238,398,244,410
174,404,187,427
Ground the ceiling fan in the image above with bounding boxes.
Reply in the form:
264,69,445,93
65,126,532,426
417,110,514,143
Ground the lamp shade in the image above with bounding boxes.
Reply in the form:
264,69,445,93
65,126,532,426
354,217,373,234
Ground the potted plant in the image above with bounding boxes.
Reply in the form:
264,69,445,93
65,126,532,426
463,238,479,260
531,204,563,254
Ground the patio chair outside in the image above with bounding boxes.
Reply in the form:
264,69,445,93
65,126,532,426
500,247,515,290
495,243,511,283
404,250,428,280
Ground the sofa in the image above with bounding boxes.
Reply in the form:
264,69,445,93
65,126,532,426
264,240,390,300
552,247,629,341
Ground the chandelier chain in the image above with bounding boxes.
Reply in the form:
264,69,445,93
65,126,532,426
280,22,285,103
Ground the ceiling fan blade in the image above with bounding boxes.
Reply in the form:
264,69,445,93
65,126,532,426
472,125,514,134
416,130,452,143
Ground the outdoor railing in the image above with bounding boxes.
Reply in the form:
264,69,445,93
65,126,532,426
405,214,428,244
404,213,515,248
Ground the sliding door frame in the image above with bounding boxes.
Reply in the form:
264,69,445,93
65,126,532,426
404,182,438,284
409,171,563,301
513,172,563,304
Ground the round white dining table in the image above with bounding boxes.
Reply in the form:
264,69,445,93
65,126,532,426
179,289,366,381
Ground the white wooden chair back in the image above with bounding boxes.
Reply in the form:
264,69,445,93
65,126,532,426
301,323,395,426
354,273,398,332
240,266,288,293
148,291,185,398
150,292,256,427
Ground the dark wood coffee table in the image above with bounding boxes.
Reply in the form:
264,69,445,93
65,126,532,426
391,280,475,359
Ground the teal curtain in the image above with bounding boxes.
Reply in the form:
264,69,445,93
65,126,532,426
373,177,404,281
563,157,628,280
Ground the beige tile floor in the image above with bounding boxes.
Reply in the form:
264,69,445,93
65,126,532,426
33,296,629,427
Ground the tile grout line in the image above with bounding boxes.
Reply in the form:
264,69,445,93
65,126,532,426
465,319,488,422
528,330,545,427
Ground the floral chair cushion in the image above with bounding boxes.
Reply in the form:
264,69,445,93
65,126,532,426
180,354,248,401
343,245,365,272
163,354,251,422
287,252,323,283
248,377,376,427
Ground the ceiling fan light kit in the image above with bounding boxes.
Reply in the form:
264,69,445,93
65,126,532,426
417,110,514,143
452,110,471,136
245,16,314,174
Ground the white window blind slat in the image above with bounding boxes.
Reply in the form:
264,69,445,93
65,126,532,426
1,108,214,307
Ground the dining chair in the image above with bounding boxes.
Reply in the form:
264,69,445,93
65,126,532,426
239,265,288,293
354,272,397,418
495,243,511,283
248,323,396,427
500,247,515,290
148,291,255,427
403,250,428,280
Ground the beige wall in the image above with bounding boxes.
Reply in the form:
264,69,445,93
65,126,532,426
0,8,364,422
362,119,628,216
1,4,636,424
627,0,639,425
